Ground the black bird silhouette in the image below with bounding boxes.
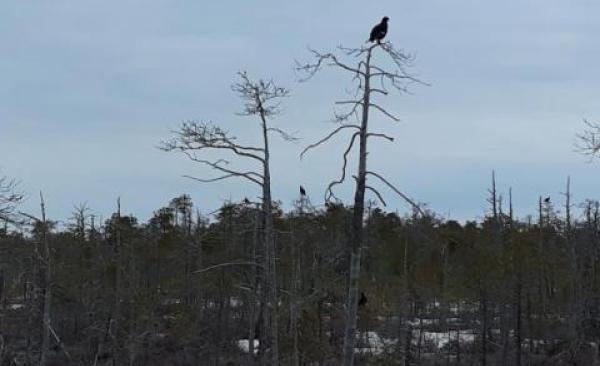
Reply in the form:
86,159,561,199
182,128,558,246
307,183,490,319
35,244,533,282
243,197,250,204
544,197,551,203
300,186,306,196
358,292,368,307
368,16,389,44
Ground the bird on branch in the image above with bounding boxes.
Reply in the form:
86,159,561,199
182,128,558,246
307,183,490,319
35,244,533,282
300,185,306,196
368,16,389,44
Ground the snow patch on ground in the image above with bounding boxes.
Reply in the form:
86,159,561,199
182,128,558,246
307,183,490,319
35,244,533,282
355,331,397,355
237,339,259,354
354,329,477,354
417,330,476,349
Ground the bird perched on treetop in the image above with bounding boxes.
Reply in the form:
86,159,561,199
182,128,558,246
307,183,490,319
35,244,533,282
300,186,306,196
368,16,389,44
544,197,551,203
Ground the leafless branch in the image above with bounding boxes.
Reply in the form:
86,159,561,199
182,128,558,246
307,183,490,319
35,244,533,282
370,103,401,122
0,175,24,222
184,173,262,185
335,100,363,106
233,71,290,118
366,171,425,216
295,48,365,82
366,186,387,207
338,43,379,58
325,132,360,202
161,121,266,163
379,42,417,72
575,119,600,159
181,154,263,186
267,127,299,142
194,261,265,275
301,125,360,159
18,211,40,223
333,102,363,123
366,132,394,142
47,323,72,360
371,88,388,96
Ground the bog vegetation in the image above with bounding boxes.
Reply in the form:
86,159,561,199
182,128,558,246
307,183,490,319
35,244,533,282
1,39,600,366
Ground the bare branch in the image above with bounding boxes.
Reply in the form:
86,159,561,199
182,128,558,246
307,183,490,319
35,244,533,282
366,185,387,207
333,102,362,123
335,100,363,106
575,119,600,159
366,171,425,216
47,323,72,360
366,132,394,142
338,43,379,58
267,127,300,142
325,132,360,202
233,71,290,118
301,125,360,159
194,261,265,275
379,42,417,71
184,173,262,186
161,121,266,163
370,103,401,122
0,175,24,222
295,48,365,82
370,88,388,96
181,155,264,186
18,211,40,223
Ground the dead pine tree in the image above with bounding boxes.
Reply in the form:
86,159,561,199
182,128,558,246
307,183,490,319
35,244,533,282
297,40,426,366
20,193,72,365
38,193,51,366
162,72,294,366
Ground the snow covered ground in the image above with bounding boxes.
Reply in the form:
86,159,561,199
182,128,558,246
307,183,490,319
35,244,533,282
236,329,478,356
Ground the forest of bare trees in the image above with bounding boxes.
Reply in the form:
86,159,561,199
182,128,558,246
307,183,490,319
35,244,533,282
3,176,600,365
2,39,600,366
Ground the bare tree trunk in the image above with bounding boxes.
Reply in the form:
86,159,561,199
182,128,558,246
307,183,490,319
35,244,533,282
39,192,51,366
515,273,522,366
259,100,279,366
480,284,487,366
342,46,373,366
247,206,260,365
290,203,303,366
564,177,580,341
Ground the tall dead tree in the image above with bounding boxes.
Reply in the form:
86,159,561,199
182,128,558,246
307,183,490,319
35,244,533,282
38,193,52,366
298,41,425,366
162,72,293,365
19,194,72,365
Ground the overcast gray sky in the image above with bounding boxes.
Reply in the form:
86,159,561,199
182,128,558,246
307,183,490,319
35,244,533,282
2,0,600,223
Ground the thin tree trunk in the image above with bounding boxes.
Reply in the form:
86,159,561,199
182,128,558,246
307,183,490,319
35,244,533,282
290,206,302,366
515,274,522,366
342,45,373,366
480,284,487,366
259,100,279,365
247,206,260,365
39,192,51,366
